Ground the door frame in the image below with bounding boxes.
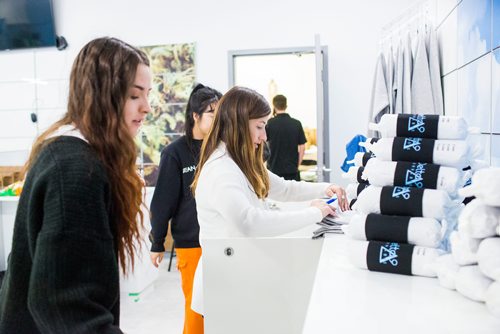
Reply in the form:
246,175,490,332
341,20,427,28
227,46,331,182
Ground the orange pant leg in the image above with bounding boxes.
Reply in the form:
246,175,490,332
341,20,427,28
175,247,204,334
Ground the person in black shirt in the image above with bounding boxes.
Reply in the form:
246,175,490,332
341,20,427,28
149,83,221,334
266,94,307,181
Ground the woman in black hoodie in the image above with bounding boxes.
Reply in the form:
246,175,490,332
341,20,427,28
149,83,221,334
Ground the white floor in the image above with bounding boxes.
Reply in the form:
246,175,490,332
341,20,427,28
121,253,184,333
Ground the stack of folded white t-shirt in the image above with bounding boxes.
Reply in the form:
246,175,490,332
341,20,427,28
433,167,500,318
345,114,470,278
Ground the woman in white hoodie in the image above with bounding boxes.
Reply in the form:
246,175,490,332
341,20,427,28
190,86,348,317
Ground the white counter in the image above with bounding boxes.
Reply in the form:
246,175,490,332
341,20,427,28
303,234,500,334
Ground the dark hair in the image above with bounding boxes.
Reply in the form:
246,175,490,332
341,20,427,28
185,83,222,148
192,86,272,199
272,94,287,111
24,37,149,275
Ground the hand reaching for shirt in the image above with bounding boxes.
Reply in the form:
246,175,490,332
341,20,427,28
324,184,350,212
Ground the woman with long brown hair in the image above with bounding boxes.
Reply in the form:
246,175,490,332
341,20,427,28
0,37,151,333
190,86,349,316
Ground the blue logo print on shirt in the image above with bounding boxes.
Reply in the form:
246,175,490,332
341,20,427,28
408,115,426,133
403,137,422,151
392,186,411,200
404,162,426,188
379,242,400,266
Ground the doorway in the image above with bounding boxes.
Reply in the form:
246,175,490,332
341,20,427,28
228,46,330,182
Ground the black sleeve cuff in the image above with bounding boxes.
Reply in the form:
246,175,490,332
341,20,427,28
150,241,166,253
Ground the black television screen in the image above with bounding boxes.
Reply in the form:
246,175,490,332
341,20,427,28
0,0,56,51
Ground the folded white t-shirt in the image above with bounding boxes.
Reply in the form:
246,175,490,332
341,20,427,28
345,182,370,200
353,185,452,220
433,254,460,290
459,167,500,207
456,265,493,302
486,281,500,317
450,231,480,266
458,199,500,239
363,159,463,195
343,213,441,248
477,237,500,281
347,239,443,277
363,137,470,168
369,114,469,139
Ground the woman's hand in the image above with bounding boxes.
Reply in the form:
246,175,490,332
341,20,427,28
150,251,164,268
310,199,336,218
325,184,349,212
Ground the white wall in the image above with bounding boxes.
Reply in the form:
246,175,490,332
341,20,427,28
0,0,418,182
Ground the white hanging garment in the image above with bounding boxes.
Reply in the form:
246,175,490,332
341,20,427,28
486,282,500,317
459,167,500,207
369,53,391,125
411,32,435,114
427,27,444,115
455,265,493,302
343,213,441,247
402,33,413,114
363,159,463,195
458,199,500,239
352,185,452,219
347,239,442,277
369,114,469,139
394,41,404,114
386,46,395,114
477,237,500,281
433,254,460,290
363,137,470,168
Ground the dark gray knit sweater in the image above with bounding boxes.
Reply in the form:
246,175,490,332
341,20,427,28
0,136,122,333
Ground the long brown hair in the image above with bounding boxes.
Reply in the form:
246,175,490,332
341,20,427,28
24,37,149,274
192,86,271,199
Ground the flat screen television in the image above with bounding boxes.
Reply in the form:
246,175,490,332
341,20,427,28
0,0,57,51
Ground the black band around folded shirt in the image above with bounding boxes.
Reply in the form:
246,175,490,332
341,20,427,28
362,152,374,166
366,241,414,275
392,137,435,163
365,213,410,243
380,186,424,217
396,114,439,139
357,183,370,196
357,166,368,184
393,161,440,189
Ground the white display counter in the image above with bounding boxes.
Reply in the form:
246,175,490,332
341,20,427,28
202,225,500,334
203,236,323,334
304,234,500,333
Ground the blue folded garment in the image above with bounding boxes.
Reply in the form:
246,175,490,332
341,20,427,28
340,134,367,172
